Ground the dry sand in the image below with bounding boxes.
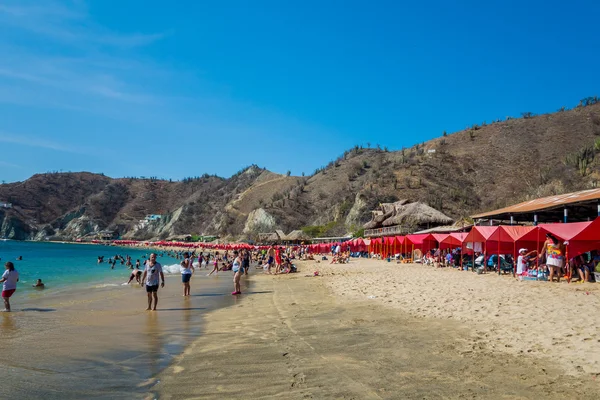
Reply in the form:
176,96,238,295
154,262,600,399
317,258,600,377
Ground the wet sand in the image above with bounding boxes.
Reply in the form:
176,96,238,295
155,266,600,399
0,269,239,400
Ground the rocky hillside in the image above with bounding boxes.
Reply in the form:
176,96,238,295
1,101,600,241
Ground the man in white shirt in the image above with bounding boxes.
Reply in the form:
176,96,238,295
141,253,164,311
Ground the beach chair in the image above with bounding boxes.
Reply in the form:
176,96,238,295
488,255,513,275
499,258,514,274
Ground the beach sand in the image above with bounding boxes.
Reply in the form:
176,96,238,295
154,260,600,399
317,259,600,377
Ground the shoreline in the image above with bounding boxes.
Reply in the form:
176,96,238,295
0,264,243,399
154,263,600,399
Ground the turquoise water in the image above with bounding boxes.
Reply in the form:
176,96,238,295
0,241,181,293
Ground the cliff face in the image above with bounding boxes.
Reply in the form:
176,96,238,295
0,209,33,240
2,103,600,241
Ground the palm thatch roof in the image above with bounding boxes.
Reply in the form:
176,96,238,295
365,200,408,228
258,232,279,242
382,202,453,227
363,211,393,229
380,199,408,214
284,230,311,241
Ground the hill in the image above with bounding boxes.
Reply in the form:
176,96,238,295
1,101,600,241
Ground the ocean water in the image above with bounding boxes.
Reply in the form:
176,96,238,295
0,240,246,399
0,240,184,293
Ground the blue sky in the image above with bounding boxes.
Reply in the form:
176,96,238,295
1,0,599,183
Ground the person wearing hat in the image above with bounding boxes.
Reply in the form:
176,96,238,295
516,248,536,276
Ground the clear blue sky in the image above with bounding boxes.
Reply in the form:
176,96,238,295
1,0,599,183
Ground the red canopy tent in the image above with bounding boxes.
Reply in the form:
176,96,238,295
391,236,404,256
383,236,396,258
347,238,363,252
431,233,449,246
404,234,436,260
370,237,382,255
462,226,499,269
439,232,468,249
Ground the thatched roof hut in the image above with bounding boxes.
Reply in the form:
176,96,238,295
380,199,408,214
364,211,393,229
382,202,453,227
364,199,409,229
284,230,311,241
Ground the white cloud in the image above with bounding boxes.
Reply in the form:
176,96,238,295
0,1,165,48
0,160,22,169
0,131,90,154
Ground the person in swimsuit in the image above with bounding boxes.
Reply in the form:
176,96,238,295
0,262,19,312
180,252,194,296
242,249,250,276
32,279,45,288
540,233,565,283
231,250,242,295
127,264,143,284
208,252,220,276
265,246,276,274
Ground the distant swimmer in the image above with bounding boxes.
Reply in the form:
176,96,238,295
97,256,104,264
32,279,45,289
16,256,22,261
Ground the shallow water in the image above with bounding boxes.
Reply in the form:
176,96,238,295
0,241,185,293
0,241,248,399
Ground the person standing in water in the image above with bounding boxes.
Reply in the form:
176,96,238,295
0,262,19,312
208,252,220,276
140,253,164,311
232,250,242,295
180,252,194,296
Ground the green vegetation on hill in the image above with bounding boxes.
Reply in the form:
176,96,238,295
1,99,600,240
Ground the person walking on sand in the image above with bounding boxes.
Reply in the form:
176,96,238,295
141,253,164,311
265,246,276,274
274,246,283,274
0,262,19,312
232,250,243,295
180,252,194,296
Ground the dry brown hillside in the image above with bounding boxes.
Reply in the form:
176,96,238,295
1,102,600,240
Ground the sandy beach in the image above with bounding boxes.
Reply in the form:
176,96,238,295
317,258,600,377
154,259,600,399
